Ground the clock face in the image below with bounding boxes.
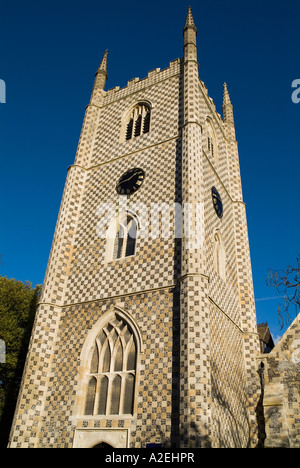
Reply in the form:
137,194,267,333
211,186,223,219
116,168,145,195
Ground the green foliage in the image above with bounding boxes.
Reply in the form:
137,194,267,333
0,276,41,447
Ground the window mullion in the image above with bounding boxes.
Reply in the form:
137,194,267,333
106,374,112,416
122,222,128,258
119,373,126,416
124,334,132,368
83,314,138,418
93,376,100,416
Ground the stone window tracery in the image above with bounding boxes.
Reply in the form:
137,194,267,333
84,314,137,416
125,103,151,140
113,214,138,260
105,212,140,263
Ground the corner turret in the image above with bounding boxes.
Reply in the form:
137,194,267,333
93,50,108,91
222,82,236,140
183,6,197,63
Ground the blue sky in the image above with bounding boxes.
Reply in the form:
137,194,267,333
0,0,299,341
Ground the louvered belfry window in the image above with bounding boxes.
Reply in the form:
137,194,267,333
84,314,137,416
125,103,151,140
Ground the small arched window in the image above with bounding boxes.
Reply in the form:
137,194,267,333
213,230,226,280
84,314,137,417
106,212,139,262
125,103,151,141
206,118,218,164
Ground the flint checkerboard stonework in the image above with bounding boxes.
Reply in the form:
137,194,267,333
8,9,262,448
260,314,300,448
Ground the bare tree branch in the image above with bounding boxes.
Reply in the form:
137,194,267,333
267,255,300,328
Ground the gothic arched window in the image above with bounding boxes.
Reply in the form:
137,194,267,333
213,230,226,280
106,212,139,262
114,214,137,259
84,313,137,416
125,103,151,141
206,118,218,164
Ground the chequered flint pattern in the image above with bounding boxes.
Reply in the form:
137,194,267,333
85,73,182,168
12,290,179,447
9,54,261,448
210,302,249,448
64,138,181,304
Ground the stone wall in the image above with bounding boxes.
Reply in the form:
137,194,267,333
260,314,300,448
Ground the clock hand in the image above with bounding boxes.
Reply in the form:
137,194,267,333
119,173,139,184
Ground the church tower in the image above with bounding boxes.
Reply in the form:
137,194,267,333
9,8,262,448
